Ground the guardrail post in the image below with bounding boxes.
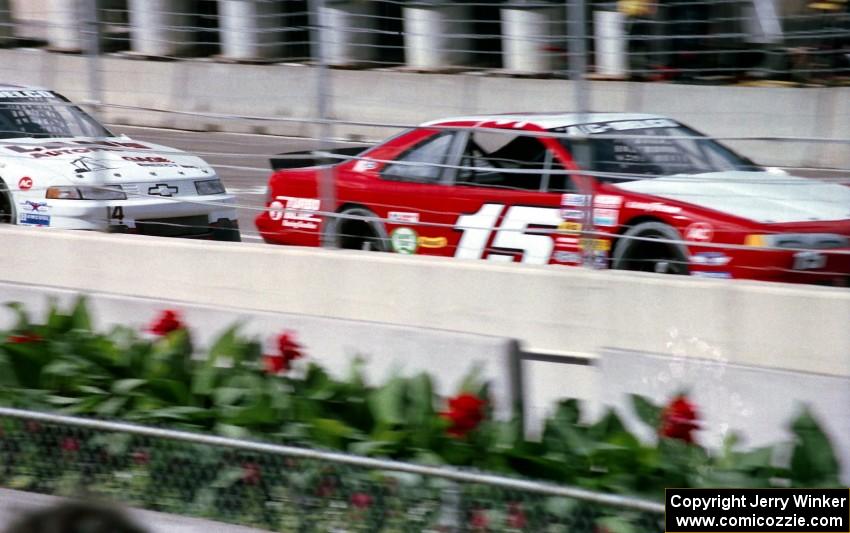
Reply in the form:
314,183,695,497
218,0,284,60
593,10,627,78
128,0,194,57
0,0,12,45
319,0,377,65
46,0,85,51
500,0,567,74
403,1,470,70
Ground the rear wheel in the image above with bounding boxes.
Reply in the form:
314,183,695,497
612,221,689,275
327,207,387,251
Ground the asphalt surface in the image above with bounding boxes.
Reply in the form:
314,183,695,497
112,125,849,243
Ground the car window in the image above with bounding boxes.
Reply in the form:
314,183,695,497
555,120,758,181
0,90,113,139
456,131,564,192
382,132,455,183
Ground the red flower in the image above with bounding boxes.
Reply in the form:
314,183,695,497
148,309,184,336
132,449,150,466
506,502,527,529
242,462,261,485
659,395,700,444
263,331,304,375
7,333,43,344
61,437,80,453
350,492,372,509
441,393,486,437
470,509,489,530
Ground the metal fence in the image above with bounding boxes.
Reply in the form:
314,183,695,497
5,1,850,82
0,406,664,532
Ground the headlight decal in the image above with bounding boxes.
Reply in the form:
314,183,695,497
194,179,225,196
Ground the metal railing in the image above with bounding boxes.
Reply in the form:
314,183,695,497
0,406,664,532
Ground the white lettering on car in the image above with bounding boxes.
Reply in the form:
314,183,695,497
454,203,562,264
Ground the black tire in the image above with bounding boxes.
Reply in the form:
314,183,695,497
325,207,388,251
611,221,689,275
0,180,12,224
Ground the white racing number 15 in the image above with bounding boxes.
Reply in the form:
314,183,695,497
454,203,562,264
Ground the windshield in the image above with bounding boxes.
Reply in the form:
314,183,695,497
0,90,113,139
557,119,758,181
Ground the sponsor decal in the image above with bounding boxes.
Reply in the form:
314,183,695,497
147,184,179,197
19,213,50,226
71,156,118,174
560,209,585,220
562,118,678,136
594,195,623,208
18,177,32,191
270,195,321,230
580,238,611,252
592,250,609,269
123,156,177,167
390,227,418,254
690,252,731,266
4,140,152,159
793,251,827,271
554,251,583,263
388,211,419,224
685,222,713,242
0,90,54,99
593,208,619,227
352,159,378,172
556,237,579,245
625,201,682,214
561,193,588,207
20,201,49,213
417,236,447,249
558,221,582,234
691,271,732,279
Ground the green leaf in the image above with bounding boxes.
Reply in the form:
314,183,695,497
630,394,662,430
69,297,92,331
112,379,148,395
789,406,840,486
368,377,405,426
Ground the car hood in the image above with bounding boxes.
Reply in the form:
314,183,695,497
613,171,850,224
0,136,213,184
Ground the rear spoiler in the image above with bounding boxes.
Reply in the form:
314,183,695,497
270,146,369,171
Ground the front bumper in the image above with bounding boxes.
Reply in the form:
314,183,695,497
18,194,241,241
690,246,850,286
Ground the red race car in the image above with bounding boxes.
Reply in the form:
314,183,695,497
256,113,850,285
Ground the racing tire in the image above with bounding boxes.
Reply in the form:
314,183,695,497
326,207,388,252
0,180,12,224
611,221,689,275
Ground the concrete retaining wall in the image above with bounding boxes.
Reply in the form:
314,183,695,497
0,49,847,168
1,226,847,379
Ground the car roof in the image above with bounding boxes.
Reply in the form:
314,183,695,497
422,112,672,130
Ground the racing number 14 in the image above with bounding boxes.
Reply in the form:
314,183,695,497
455,203,562,264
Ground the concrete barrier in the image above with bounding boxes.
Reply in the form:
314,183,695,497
0,49,846,168
0,226,847,380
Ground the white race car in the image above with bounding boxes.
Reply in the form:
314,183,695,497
0,85,240,241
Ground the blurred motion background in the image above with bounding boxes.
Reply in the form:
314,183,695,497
0,1,848,532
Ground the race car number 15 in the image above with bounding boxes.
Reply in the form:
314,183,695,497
454,203,562,264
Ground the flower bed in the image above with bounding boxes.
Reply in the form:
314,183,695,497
0,299,841,530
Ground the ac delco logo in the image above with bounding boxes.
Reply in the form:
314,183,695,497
18,177,33,191
685,222,713,242
123,156,171,163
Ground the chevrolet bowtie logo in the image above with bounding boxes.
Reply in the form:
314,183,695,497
148,183,178,197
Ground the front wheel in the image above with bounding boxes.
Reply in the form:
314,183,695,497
611,221,689,275
0,180,13,224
